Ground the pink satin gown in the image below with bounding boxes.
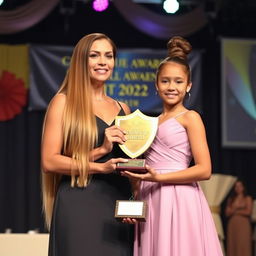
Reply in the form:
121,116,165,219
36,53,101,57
134,115,223,256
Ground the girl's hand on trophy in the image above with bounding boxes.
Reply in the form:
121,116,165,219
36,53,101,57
122,217,137,224
121,165,160,182
101,125,127,153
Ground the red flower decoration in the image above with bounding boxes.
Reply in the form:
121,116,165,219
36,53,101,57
0,71,27,121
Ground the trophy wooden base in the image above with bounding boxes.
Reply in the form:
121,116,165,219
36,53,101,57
116,159,147,173
115,200,147,221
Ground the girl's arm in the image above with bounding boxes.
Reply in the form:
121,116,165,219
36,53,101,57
122,111,211,184
158,110,211,183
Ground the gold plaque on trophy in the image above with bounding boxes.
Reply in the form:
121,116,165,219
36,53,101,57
115,109,158,172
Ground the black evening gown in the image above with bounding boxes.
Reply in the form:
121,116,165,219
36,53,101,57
48,108,134,256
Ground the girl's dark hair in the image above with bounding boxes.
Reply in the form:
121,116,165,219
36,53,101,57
167,36,192,61
156,36,192,82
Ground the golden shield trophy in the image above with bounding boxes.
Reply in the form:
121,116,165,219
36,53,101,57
114,109,158,220
115,109,158,173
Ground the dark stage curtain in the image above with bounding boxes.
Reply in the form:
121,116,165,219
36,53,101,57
0,109,46,233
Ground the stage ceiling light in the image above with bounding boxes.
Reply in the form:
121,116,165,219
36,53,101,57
163,0,180,14
92,0,109,12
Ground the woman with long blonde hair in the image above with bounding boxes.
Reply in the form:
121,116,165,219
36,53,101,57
41,33,133,256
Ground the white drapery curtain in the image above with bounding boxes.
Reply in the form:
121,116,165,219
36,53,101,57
199,174,237,255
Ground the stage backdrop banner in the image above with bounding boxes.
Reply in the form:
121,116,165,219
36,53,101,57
29,45,202,114
221,38,256,148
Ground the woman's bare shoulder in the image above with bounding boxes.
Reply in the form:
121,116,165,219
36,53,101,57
45,94,67,118
118,101,131,114
48,93,66,108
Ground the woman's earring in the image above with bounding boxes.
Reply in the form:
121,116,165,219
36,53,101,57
155,90,158,95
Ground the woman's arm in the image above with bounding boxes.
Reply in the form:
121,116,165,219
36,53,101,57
225,198,235,217
122,111,211,184
41,94,127,175
41,94,78,174
235,196,253,217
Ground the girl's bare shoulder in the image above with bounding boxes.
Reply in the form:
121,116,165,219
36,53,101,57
180,110,203,127
184,110,201,119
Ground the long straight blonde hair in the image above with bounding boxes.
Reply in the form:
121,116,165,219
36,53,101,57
41,33,117,230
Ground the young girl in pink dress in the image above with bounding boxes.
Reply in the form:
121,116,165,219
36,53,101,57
122,36,223,256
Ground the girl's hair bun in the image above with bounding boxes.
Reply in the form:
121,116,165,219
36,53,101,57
167,36,192,60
